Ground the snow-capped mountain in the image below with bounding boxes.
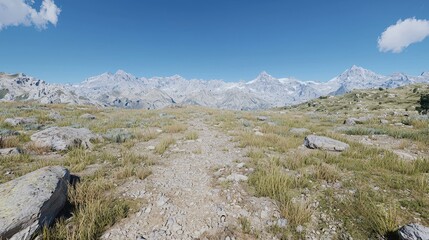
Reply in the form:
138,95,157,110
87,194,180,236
1,66,429,110
0,73,96,105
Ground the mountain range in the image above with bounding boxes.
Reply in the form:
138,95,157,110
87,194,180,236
1,66,428,110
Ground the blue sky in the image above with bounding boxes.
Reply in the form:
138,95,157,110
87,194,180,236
0,0,428,83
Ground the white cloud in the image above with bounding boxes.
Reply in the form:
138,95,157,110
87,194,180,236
378,18,429,53
0,0,61,30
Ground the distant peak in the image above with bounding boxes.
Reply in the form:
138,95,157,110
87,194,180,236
256,71,275,80
421,72,429,77
115,69,129,75
348,65,366,71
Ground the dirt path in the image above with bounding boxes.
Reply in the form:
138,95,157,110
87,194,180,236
102,116,279,239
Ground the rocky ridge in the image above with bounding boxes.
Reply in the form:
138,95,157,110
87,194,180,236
1,66,429,110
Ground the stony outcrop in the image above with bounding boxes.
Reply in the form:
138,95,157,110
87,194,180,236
0,148,21,155
103,128,134,143
304,135,349,152
344,116,372,125
0,166,70,240
30,127,100,151
4,117,37,127
396,223,429,240
79,113,96,120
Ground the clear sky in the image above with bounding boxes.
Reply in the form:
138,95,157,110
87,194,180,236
0,0,428,83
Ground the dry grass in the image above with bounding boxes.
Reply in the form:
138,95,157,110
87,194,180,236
155,137,176,154
43,175,131,240
162,123,187,133
185,131,199,140
0,136,20,148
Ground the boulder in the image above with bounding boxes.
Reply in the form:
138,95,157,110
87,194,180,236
344,116,372,125
30,127,100,151
397,223,429,240
103,128,134,143
79,113,96,120
304,135,349,152
48,111,64,120
289,128,310,135
257,116,268,121
0,166,70,240
380,119,389,124
4,117,37,127
0,148,21,155
344,118,357,125
0,129,20,136
225,173,248,182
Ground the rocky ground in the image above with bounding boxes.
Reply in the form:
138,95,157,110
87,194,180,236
1,84,429,240
103,116,280,239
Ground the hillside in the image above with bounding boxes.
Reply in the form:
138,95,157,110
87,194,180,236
1,82,429,239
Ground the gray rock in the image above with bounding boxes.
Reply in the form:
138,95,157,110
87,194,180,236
225,173,248,182
344,118,357,125
344,116,372,125
4,117,37,127
0,148,21,155
30,127,100,151
79,113,96,120
290,128,310,135
0,166,70,240
304,135,349,152
380,119,389,124
397,223,429,240
0,129,19,137
257,116,268,121
277,218,288,228
103,128,134,143
48,111,63,120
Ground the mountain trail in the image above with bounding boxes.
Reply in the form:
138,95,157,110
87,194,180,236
102,115,279,240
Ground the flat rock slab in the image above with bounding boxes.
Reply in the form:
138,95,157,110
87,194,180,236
0,166,70,240
397,223,429,240
31,127,100,151
0,148,21,155
4,118,37,127
79,113,96,120
304,135,349,152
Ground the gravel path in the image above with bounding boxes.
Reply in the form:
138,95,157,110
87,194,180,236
102,116,279,240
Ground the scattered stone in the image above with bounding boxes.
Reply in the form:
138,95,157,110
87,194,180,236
394,122,405,126
104,128,134,143
296,225,304,233
79,113,96,120
225,173,248,182
396,223,429,240
344,116,372,125
277,218,288,228
344,118,357,125
156,194,169,207
289,128,310,135
30,127,100,151
0,166,70,240
147,146,155,150
304,135,350,152
380,119,389,124
0,129,19,136
0,148,21,155
236,163,245,169
23,124,45,131
4,117,37,127
48,111,63,120
257,116,268,121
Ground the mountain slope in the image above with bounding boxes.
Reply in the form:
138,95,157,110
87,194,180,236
1,66,428,110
